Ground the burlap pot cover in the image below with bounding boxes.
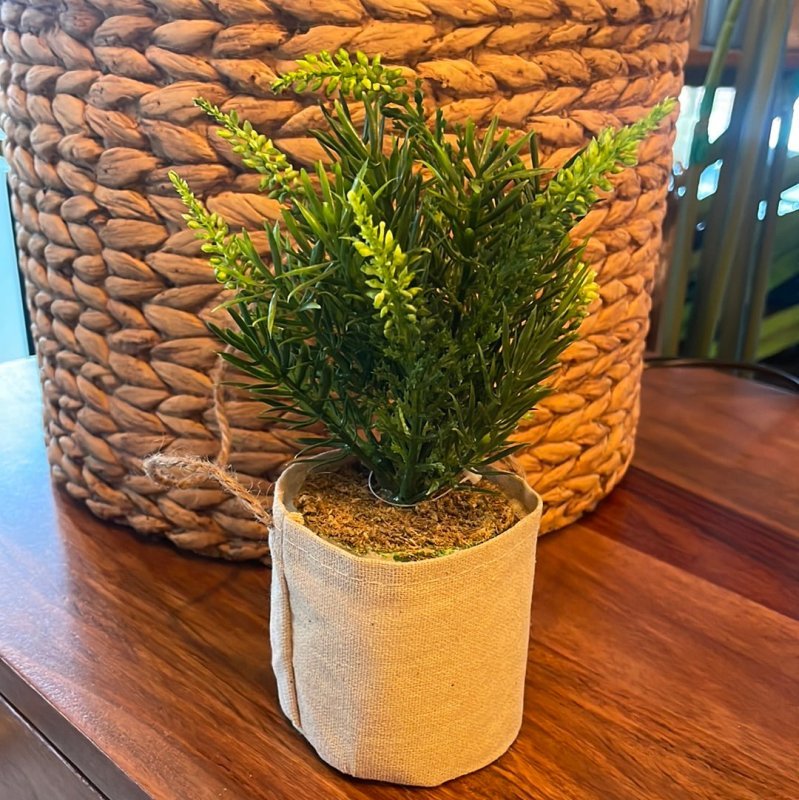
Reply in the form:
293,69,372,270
271,459,542,785
0,0,694,559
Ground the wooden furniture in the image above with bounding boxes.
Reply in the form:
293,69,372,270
1,357,797,800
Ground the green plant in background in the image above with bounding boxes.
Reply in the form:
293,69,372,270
661,0,799,366
172,49,671,505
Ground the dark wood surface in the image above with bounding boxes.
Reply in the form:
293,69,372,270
636,367,799,538
0,697,102,800
0,357,797,800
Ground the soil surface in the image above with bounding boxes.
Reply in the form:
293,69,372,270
294,465,519,560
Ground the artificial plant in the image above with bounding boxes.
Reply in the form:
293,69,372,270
171,49,673,505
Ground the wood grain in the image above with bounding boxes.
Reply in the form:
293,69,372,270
595,468,799,619
0,358,797,799
637,366,799,537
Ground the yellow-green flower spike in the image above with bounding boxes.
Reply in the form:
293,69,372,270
347,184,419,340
194,98,301,201
272,49,405,102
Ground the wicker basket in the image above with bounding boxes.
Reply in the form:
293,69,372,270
0,0,693,560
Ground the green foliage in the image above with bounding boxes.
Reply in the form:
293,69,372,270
541,112,672,220
272,50,405,100
171,49,671,504
195,98,300,199
346,182,421,341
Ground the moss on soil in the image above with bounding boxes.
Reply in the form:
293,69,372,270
294,465,519,561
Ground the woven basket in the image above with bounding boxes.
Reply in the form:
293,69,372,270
0,0,693,561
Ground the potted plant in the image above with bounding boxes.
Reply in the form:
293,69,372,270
165,49,672,786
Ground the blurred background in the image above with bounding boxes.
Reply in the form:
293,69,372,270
2,0,798,376
655,0,799,379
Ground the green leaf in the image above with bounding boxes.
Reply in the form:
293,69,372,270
172,47,665,504
267,290,279,335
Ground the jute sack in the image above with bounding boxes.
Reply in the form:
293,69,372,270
270,459,543,786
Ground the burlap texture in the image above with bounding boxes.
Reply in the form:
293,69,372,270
270,460,543,786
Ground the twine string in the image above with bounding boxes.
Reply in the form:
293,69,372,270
210,349,233,466
143,349,272,526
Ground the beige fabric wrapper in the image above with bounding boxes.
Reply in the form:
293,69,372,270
270,459,542,786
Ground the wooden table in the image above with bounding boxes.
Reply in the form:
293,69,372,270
0,357,797,800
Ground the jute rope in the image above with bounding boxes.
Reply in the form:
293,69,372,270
210,347,233,466
0,0,694,560
144,348,272,528
144,453,271,526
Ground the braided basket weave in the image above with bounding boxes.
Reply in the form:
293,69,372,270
0,0,693,561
